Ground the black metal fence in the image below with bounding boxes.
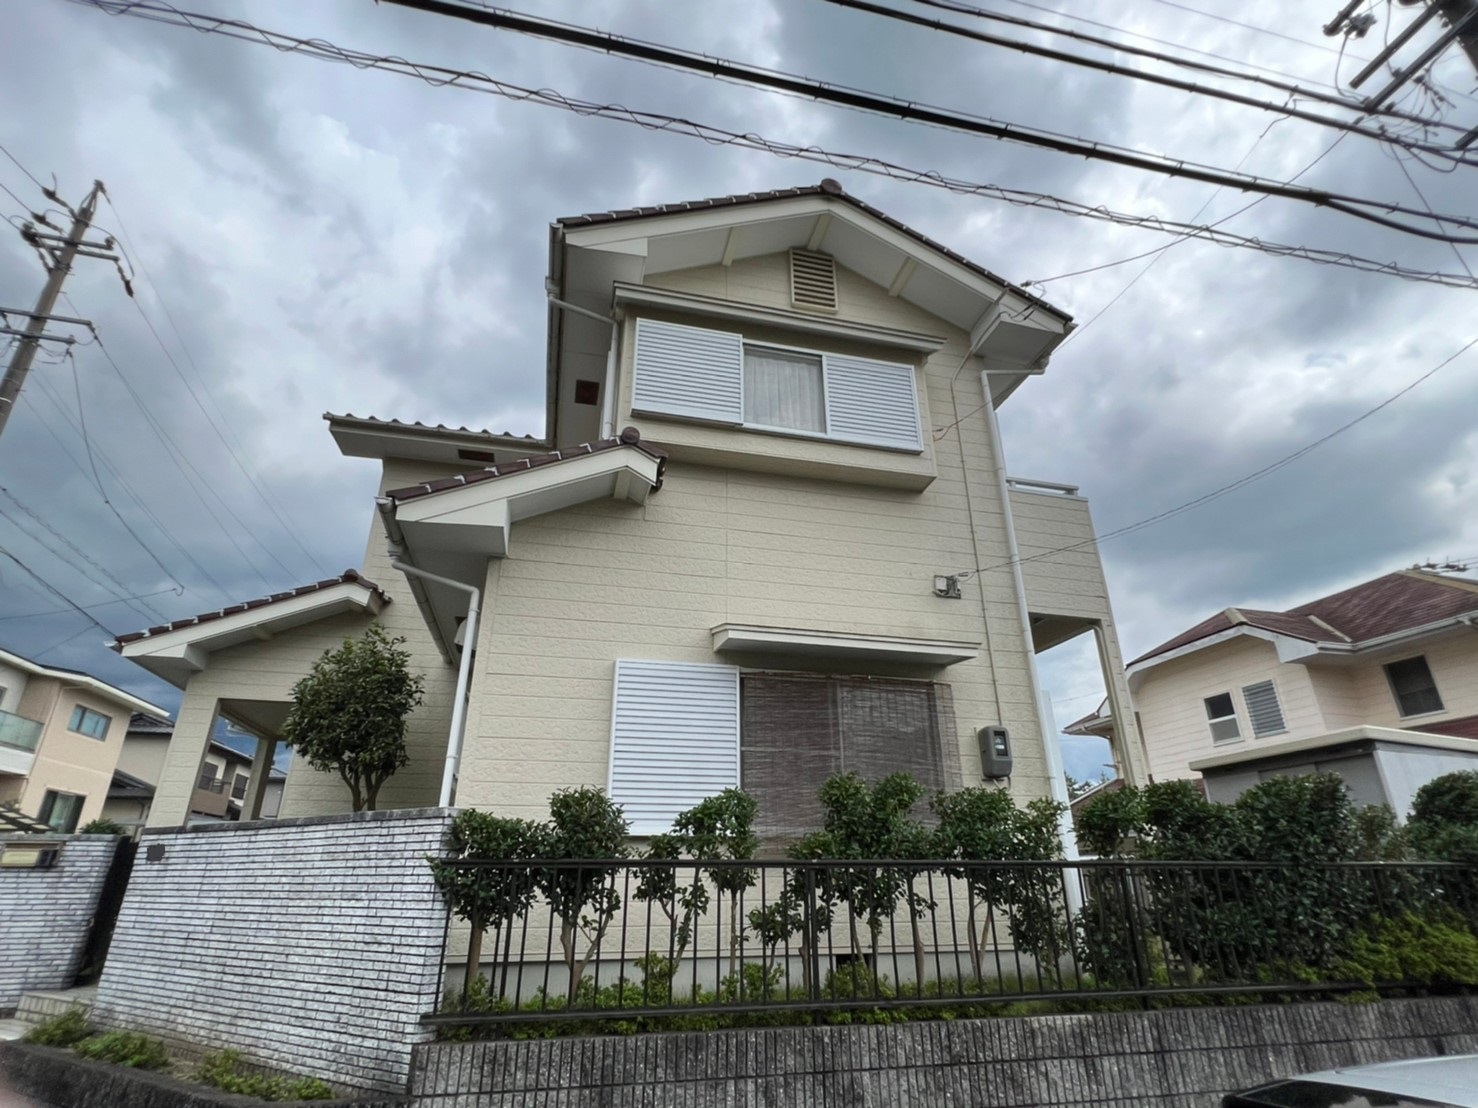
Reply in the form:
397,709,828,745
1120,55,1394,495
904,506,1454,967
424,857,1478,1030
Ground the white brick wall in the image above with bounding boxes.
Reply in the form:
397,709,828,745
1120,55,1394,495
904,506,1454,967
0,834,120,1011
93,809,454,1093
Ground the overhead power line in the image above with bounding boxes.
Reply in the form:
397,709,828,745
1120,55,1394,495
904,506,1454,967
0,543,121,640
821,0,1474,159
380,0,1478,241
78,0,1478,242
59,0,1478,290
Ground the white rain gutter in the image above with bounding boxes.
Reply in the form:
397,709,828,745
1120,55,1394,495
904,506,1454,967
547,293,619,439
389,558,480,808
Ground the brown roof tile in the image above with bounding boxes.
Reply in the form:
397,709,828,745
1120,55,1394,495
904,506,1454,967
558,179,1070,323
383,427,667,504
1131,569,1478,666
113,570,389,646
324,412,546,446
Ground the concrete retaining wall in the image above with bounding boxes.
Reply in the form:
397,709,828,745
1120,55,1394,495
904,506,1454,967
93,808,455,1094
0,834,121,1012
409,995,1478,1107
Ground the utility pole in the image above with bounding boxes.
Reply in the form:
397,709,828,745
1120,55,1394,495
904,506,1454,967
1325,0,1478,130
0,180,114,442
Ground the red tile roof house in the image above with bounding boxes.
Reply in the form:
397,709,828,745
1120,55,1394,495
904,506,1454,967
112,180,1150,841
1107,568,1478,817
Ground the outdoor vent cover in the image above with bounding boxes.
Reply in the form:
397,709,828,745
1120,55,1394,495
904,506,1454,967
790,249,838,311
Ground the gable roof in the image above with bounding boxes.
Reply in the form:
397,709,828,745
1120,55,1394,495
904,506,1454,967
0,645,169,718
114,570,389,646
1131,569,1478,666
558,178,1069,324
383,428,667,504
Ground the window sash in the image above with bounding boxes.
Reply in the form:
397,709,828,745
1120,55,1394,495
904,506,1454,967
68,705,110,741
1204,693,1240,743
743,346,825,432
40,790,83,834
1386,657,1444,717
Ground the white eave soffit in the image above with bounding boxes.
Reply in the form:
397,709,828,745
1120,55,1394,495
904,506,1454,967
711,623,979,666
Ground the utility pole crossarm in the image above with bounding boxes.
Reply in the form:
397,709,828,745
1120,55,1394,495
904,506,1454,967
0,181,104,439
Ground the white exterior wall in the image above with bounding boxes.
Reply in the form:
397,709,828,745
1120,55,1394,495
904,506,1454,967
1341,632,1478,730
1374,744,1478,820
1135,638,1326,782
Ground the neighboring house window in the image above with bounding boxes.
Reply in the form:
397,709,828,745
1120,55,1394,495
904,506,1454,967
607,660,954,837
1241,680,1287,738
1204,693,1241,743
38,790,83,833
1385,656,1444,717
632,318,923,452
198,766,222,792
231,774,249,800
68,705,111,740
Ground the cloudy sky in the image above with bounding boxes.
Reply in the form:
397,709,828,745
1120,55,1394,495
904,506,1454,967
1,0,1475,780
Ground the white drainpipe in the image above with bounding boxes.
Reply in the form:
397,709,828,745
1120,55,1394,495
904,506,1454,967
390,559,480,808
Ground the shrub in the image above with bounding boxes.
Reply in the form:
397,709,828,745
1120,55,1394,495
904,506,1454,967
22,1006,91,1047
1074,785,1145,858
1336,911,1478,991
1353,804,1408,861
195,1049,334,1100
79,817,127,836
1409,771,1478,863
74,1030,170,1070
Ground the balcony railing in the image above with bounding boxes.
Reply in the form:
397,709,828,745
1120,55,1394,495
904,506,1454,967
424,858,1478,1032
0,709,43,753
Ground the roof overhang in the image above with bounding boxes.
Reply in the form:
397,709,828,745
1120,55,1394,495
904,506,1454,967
380,442,665,657
326,413,550,466
0,647,169,717
550,190,1071,446
1127,626,1313,690
117,581,388,687
711,623,979,666
1285,613,1478,667
1189,725,1478,773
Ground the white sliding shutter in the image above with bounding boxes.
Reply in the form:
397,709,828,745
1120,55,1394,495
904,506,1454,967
1242,680,1287,737
823,354,923,451
608,660,740,835
632,318,744,424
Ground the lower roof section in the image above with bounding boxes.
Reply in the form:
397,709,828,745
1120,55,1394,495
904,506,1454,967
1189,725,1478,774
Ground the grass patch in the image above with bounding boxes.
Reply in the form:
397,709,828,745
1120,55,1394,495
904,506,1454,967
195,1049,334,1101
21,1007,91,1047
73,1030,170,1070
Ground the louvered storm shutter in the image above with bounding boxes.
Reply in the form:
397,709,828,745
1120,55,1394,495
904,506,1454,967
632,318,744,424
609,660,740,835
824,354,923,452
1241,680,1287,737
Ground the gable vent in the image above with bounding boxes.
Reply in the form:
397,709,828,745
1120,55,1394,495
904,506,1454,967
790,249,838,312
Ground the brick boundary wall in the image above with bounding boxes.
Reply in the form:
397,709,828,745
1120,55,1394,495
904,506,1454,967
409,995,1478,1107
93,808,455,1094
0,834,121,1013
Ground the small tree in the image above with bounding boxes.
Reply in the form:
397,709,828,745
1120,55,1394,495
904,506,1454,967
280,625,425,811
537,786,629,1000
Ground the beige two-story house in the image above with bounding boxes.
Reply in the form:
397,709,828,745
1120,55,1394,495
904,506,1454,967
1122,568,1478,815
114,181,1148,837
0,647,169,832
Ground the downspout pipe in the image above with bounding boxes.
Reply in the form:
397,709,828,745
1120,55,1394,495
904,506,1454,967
390,559,480,808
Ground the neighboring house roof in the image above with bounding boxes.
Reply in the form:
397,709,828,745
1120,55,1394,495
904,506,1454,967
1070,776,1125,817
1416,714,1478,740
1130,569,1478,666
108,767,155,800
1189,724,1478,774
558,178,1071,324
0,645,169,718
114,570,390,646
383,428,668,503
128,711,174,734
1063,697,1113,736
325,412,549,458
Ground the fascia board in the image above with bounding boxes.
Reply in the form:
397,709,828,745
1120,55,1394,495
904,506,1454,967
1189,725,1478,772
1298,613,1478,661
613,282,945,352
0,646,170,718
1126,626,1301,688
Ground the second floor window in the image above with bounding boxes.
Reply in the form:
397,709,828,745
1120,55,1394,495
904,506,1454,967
68,705,111,741
1385,656,1443,717
1204,693,1240,743
632,318,923,452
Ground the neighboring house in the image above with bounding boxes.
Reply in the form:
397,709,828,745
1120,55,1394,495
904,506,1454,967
0,647,168,833
102,713,285,832
115,180,1149,838
1117,568,1478,813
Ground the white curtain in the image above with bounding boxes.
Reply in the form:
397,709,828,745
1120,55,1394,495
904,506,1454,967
744,347,825,432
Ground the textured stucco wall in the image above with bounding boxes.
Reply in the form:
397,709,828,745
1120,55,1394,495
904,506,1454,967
409,995,1478,1108
93,809,454,1093
0,834,120,1011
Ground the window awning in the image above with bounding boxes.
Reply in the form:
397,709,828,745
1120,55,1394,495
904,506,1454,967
710,623,979,666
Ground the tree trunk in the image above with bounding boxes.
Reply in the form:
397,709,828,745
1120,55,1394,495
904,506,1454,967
465,910,484,998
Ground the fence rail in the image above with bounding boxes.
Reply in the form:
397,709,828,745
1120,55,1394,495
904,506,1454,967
425,857,1478,1030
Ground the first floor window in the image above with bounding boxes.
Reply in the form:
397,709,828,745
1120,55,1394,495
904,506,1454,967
68,705,111,741
38,790,84,833
607,659,956,839
1386,656,1443,717
1204,693,1240,743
